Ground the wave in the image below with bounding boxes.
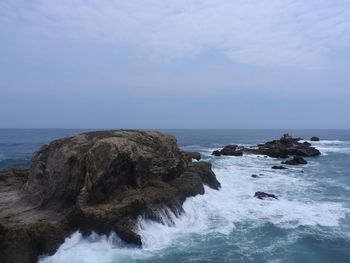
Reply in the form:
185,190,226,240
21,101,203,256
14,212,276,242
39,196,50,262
39,149,349,263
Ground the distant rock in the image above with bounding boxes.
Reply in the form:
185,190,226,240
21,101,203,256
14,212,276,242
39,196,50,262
251,174,259,178
211,145,243,156
254,191,278,200
272,165,287,170
0,130,220,263
212,150,222,156
282,156,307,165
212,133,320,158
310,136,320,141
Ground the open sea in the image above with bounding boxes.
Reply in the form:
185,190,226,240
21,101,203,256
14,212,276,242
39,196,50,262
1,129,350,263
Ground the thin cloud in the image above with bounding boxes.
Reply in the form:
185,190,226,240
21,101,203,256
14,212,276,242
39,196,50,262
2,0,350,68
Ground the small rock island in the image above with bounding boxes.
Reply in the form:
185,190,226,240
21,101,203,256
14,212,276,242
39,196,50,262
0,130,220,263
212,133,321,158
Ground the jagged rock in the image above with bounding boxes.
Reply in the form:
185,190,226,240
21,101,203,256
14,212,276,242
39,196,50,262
212,134,320,158
254,192,278,200
282,156,307,165
0,130,220,263
272,165,287,170
183,151,201,161
310,136,320,141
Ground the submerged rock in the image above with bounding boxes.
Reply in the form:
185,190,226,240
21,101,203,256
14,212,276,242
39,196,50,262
0,130,220,263
271,165,287,170
254,191,278,200
310,136,320,141
212,133,320,158
282,156,307,165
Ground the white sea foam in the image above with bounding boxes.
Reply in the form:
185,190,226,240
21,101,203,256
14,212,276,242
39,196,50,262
306,140,350,155
38,232,151,263
40,148,349,263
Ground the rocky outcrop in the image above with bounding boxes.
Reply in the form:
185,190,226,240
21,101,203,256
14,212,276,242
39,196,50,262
212,134,321,158
282,156,307,165
0,130,220,263
310,136,320,141
254,192,278,200
183,152,201,161
211,145,243,156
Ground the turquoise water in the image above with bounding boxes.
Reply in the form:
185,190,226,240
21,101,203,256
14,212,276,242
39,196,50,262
1,129,349,263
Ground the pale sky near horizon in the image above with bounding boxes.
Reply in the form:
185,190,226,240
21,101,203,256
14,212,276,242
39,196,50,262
1,0,350,129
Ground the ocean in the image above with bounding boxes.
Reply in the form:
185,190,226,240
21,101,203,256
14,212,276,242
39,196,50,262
1,129,349,263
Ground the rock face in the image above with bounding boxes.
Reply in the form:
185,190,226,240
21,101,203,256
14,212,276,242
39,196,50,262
310,136,320,141
254,192,278,200
0,130,220,263
212,134,320,158
282,156,307,165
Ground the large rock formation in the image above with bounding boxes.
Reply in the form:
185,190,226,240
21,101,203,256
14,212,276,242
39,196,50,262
0,130,220,263
212,134,321,158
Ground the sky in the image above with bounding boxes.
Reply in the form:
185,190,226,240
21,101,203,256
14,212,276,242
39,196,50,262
1,0,350,129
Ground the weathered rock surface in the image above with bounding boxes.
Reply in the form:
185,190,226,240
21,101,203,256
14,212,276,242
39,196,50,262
0,130,220,263
254,192,278,200
282,156,307,165
212,134,321,158
310,136,320,141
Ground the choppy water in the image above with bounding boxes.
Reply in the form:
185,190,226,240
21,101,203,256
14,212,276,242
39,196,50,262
1,129,349,263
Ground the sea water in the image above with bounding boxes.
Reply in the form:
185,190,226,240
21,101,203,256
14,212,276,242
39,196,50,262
1,129,349,263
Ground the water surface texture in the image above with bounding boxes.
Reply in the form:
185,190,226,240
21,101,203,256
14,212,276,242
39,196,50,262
1,129,349,263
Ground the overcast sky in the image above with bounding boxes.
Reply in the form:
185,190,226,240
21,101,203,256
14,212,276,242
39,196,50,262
1,0,350,128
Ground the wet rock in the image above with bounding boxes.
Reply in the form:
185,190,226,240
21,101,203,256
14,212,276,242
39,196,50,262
0,130,220,263
310,136,320,141
211,145,243,156
254,191,278,200
271,165,287,170
212,150,221,156
213,133,320,158
251,174,259,178
282,156,307,165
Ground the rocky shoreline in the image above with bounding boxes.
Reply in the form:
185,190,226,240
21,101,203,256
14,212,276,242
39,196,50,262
0,131,323,263
0,130,220,263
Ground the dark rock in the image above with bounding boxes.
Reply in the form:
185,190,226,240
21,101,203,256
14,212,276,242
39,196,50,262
254,191,278,200
251,174,259,178
183,151,201,162
212,145,243,157
310,136,320,141
282,156,307,165
0,130,220,263
272,165,287,170
212,150,221,156
187,162,220,190
213,133,320,158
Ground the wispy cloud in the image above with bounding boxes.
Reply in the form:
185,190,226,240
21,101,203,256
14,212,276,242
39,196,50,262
2,0,350,68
